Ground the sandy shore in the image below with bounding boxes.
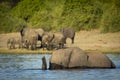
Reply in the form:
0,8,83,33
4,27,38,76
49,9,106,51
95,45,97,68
0,30,120,54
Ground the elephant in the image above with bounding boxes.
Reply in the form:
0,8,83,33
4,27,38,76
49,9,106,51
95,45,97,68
20,27,45,48
41,32,54,50
42,32,65,50
7,37,16,49
19,28,38,50
23,34,38,50
49,47,115,70
42,56,47,70
61,28,75,44
48,33,65,50
34,28,45,41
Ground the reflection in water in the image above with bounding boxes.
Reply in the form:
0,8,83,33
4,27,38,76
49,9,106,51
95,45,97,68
0,54,120,80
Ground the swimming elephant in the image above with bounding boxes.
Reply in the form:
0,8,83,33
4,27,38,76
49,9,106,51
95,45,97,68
7,37,16,49
61,28,75,44
49,47,115,70
42,32,65,50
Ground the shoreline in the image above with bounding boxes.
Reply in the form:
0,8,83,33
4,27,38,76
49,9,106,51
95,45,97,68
0,30,120,54
0,48,120,54
0,48,52,54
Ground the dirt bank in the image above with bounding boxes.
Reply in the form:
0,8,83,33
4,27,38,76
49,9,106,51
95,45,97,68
0,30,120,53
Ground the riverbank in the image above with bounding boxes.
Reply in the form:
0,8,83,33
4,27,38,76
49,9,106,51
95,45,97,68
0,30,120,54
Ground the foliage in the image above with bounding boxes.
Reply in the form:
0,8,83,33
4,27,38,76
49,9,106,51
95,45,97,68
0,0,120,33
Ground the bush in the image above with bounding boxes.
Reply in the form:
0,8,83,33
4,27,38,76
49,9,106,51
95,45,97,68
0,0,120,33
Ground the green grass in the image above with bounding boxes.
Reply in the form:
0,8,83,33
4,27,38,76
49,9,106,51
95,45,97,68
0,48,52,54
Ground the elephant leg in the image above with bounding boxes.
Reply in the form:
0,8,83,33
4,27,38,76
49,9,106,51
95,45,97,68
32,44,36,50
11,43,14,49
13,42,16,49
71,37,74,44
64,37,67,44
31,44,36,50
9,44,12,49
13,44,15,49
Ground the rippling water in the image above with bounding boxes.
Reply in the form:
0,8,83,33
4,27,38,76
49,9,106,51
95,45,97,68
0,53,120,80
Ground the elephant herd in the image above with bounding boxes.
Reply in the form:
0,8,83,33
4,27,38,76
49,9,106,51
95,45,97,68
7,27,75,50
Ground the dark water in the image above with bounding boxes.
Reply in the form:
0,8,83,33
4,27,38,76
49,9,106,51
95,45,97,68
0,53,120,80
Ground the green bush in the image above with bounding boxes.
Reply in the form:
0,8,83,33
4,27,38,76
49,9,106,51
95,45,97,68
100,4,120,33
0,0,120,33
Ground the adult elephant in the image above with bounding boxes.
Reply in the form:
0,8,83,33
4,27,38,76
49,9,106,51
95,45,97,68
20,28,38,50
24,36,38,50
20,27,45,49
61,28,75,44
34,28,45,42
42,32,65,50
49,47,115,70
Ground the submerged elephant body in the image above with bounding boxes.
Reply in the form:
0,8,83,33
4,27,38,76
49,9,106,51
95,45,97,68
49,47,115,70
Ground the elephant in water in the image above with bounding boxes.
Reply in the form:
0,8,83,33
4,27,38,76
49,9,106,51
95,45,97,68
61,28,75,44
49,47,116,70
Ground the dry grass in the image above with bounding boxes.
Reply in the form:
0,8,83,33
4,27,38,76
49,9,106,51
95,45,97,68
0,30,120,54
65,30,120,53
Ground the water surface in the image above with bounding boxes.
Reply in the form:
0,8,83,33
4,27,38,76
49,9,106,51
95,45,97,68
0,53,120,80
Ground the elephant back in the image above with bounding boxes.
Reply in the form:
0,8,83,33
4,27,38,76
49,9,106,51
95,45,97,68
87,52,116,68
61,28,75,38
49,47,115,69
51,33,65,44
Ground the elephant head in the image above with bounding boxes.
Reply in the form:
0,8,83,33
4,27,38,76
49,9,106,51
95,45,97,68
42,32,54,50
42,32,65,50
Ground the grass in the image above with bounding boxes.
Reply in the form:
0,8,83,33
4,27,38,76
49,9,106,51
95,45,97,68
0,48,52,54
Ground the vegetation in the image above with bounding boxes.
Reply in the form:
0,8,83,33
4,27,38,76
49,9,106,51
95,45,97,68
0,0,120,33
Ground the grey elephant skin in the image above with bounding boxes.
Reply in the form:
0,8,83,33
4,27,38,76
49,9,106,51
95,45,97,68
49,47,115,70
42,32,65,50
20,28,44,50
61,28,75,44
7,37,16,49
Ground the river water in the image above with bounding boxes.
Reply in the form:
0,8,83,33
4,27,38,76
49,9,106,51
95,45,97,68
0,53,120,80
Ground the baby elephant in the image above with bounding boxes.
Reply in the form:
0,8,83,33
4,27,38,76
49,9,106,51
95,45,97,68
7,38,16,49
